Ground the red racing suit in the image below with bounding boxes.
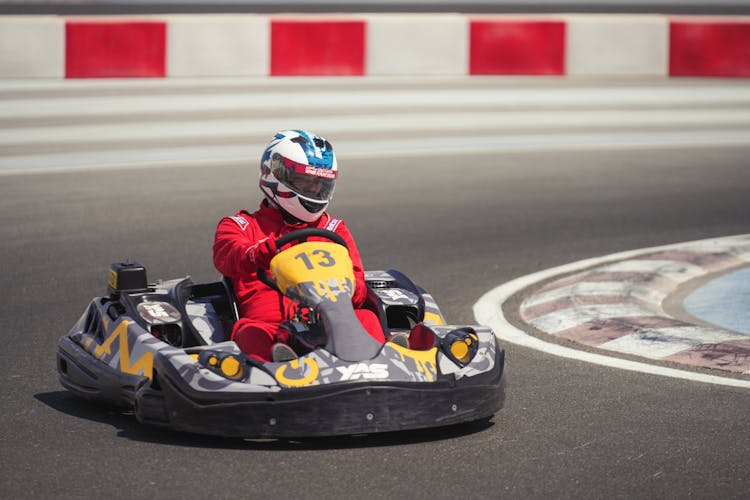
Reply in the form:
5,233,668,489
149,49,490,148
213,201,384,361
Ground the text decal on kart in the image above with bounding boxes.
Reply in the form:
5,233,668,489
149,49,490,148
56,229,506,438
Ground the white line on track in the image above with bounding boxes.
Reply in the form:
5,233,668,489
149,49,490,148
473,236,750,389
4,129,750,175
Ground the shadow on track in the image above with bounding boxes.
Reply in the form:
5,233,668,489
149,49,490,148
35,391,494,450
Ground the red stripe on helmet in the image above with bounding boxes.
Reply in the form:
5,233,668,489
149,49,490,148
282,156,338,179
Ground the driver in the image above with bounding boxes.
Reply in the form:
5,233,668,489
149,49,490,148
213,130,386,362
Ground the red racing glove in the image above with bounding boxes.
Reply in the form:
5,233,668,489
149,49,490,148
247,237,277,270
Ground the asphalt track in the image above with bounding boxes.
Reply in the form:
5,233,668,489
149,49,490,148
1,79,750,499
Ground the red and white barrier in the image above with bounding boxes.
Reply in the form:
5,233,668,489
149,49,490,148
167,14,269,77
270,16,366,76
470,16,566,75
566,15,669,77
367,14,468,76
0,16,65,78
1,14,748,78
670,16,750,77
65,17,166,77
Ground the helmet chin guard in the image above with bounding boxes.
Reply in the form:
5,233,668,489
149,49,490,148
259,130,337,223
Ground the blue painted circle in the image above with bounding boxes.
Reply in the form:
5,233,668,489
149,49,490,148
683,266,750,335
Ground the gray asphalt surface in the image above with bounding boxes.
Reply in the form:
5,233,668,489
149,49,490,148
1,139,749,497
1,0,749,485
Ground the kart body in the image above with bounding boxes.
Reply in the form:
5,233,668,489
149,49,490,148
56,232,506,438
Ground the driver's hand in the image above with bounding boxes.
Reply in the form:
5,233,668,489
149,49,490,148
247,237,277,270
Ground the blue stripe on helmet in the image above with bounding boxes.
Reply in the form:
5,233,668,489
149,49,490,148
293,130,335,170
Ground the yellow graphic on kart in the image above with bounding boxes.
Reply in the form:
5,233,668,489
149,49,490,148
270,241,355,303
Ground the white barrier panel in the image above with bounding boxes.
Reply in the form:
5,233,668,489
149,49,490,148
167,14,269,77
0,16,64,78
566,15,669,77
366,14,468,76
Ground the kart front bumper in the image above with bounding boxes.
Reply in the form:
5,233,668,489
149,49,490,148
143,348,506,438
58,334,505,438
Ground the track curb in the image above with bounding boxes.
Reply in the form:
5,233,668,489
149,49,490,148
474,235,750,388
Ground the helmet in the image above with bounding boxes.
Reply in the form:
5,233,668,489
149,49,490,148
259,130,338,223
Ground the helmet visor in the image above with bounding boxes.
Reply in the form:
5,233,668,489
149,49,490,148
271,153,336,202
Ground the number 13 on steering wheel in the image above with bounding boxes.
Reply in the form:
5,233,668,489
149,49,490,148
270,241,356,302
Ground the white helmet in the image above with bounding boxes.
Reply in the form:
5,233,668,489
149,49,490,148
259,130,338,223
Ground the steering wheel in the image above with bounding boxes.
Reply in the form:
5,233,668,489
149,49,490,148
257,228,349,292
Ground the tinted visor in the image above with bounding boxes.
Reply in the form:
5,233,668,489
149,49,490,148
271,153,336,201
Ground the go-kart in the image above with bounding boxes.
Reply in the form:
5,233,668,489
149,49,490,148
56,229,506,438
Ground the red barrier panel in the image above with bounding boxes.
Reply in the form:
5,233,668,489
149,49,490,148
270,20,365,76
669,20,750,77
469,20,565,75
65,20,166,78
